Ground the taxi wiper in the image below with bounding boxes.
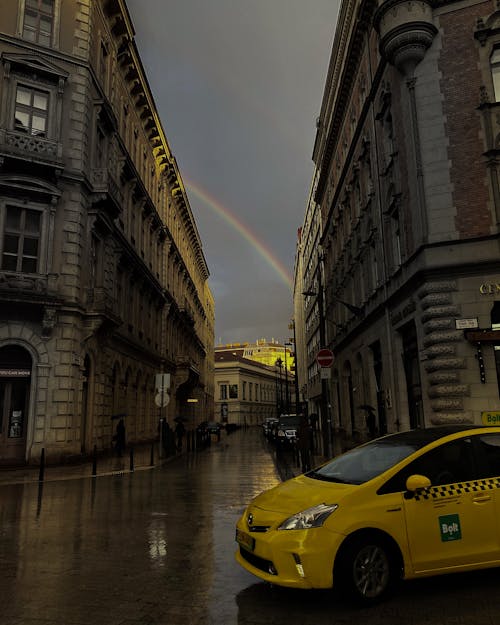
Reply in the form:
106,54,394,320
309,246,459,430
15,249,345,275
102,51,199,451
308,471,347,483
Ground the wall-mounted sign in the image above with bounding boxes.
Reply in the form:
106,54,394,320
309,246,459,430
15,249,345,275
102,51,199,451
464,329,500,343
479,283,500,295
455,318,478,329
0,369,31,377
482,411,500,425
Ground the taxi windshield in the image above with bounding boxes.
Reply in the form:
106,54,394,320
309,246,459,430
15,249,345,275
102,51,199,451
309,439,419,485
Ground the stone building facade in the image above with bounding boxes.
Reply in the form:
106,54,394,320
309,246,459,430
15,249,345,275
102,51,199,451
299,0,500,453
214,350,286,427
0,0,214,464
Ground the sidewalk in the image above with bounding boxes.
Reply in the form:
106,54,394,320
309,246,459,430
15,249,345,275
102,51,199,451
0,440,178,486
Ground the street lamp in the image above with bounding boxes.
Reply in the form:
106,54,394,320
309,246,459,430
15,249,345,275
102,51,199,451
275,358,283,415
302,279,331,458
303,282,364,456
290,320,301,416
284,342,293,413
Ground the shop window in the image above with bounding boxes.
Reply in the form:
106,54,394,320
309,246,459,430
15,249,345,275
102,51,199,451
22,0,55,46
14,84,49,137
492,301,500,396
1,205,41,273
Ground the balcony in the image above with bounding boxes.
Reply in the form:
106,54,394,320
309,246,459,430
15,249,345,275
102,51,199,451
90,168,124,218
0,129,63,167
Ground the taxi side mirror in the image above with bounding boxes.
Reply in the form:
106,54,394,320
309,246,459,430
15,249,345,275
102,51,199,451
405,474,432,498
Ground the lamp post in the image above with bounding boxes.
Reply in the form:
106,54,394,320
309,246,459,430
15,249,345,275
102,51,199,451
284,343,291,413
290,320,301,415
303,279,330,458
303,267,364,457
275,358,283,414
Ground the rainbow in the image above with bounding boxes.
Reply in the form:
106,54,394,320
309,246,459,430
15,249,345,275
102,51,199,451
185,180,293,289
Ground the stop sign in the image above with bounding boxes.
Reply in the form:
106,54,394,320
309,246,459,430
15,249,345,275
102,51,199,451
316,348,334,368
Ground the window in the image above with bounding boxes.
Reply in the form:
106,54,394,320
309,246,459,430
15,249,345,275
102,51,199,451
220,384,228,400
474,434,500,478
95,125,106,168
379,438,475,494
1,206,41,273
391,209,402,268
99,41,109,87
229,384,238,399
492,302,500,396
14,85,49,137
491,49,500,102
23,0,55,46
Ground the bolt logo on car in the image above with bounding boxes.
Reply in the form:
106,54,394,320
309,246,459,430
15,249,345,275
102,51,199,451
439,514,461,542
235,425,500,604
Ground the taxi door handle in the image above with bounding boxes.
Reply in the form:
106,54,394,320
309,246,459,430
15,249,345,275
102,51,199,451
472,495,492,503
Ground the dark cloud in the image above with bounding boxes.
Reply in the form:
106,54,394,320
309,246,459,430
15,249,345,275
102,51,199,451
127,0,339,344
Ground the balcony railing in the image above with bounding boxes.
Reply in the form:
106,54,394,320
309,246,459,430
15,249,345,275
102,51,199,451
0,129,62,164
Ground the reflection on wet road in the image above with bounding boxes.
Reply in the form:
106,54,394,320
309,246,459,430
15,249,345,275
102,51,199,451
1,427,500,624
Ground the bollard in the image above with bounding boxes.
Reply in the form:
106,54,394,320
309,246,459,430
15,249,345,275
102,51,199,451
150,441,155,466
92,445,97,477
129,446,134,472
38,448,45,482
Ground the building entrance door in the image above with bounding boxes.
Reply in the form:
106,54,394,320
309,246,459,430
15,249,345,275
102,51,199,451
0,346,32,464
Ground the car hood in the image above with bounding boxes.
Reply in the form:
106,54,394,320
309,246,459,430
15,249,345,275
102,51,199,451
251,474,357,515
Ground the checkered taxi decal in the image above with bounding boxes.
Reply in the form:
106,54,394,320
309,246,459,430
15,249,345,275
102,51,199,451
414,477,500,500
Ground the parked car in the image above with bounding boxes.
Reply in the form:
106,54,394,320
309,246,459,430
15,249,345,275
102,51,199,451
273,414,301,448
236,425,500,604
206,421,222,435
262,417,278,439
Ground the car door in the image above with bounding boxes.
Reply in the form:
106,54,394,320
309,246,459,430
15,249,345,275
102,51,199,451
471,433,500,546
401,437,500,574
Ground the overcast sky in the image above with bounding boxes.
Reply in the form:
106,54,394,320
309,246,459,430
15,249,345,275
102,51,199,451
126,1,339,345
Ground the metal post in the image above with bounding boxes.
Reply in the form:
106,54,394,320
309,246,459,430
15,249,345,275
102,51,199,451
150,441,155,466
92,445,97,477
38,448,45,482
129,446,134,472
284,348,290,413
317,265,331,459
292,321,300,416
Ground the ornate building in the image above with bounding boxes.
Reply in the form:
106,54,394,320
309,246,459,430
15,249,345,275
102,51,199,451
0,0,214,464
299,0,500,453
214,348,294,427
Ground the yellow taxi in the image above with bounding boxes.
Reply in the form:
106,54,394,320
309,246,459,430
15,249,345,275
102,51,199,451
235,425,500,604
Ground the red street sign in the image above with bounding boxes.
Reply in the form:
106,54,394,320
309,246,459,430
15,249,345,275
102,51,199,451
316,348,334,368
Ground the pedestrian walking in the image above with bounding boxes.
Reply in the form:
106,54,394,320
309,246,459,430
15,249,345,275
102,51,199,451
114,418,126,457
175,420,185,451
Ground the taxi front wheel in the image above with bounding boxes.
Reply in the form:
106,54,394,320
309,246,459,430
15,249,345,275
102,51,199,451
335,536,398,605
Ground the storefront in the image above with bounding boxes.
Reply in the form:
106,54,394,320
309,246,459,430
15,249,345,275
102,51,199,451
0,345,32,464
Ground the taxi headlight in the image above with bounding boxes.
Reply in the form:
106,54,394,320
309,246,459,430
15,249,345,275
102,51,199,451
277,503,338,530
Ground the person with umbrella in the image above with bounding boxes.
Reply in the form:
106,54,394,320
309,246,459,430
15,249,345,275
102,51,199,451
359,405,377,439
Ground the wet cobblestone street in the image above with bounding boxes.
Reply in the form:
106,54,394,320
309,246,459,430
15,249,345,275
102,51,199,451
2,427,500,625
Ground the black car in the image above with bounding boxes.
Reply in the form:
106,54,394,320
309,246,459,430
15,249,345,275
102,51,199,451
274,414,301,448
206,421,222,435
